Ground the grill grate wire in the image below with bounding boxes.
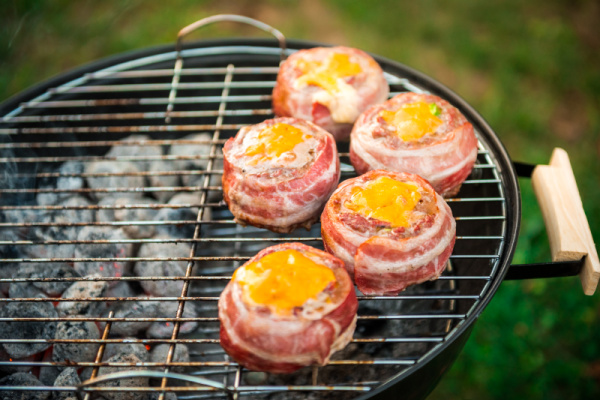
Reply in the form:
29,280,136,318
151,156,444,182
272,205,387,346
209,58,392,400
0,44,508,399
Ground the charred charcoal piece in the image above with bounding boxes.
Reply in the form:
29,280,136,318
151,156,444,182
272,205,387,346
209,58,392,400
0,301,57,359
0,346,35,374
146,301,197,339
10,263,80,298
0,373,50,400
169,133,222,202
149,343,189,373
146,392,177,400
52,321,100,365
73,226,134,282
104,281,139,300
134,240,191,297
147,160,179,204
103,339,149,362
85,161,145,201
24,196,94,261
169,133,212,173
105,134,164,172
97,197,158,239
56,277,108,317
154,193,209,239
106,298,160,336
8,279,48,299
37,161,85,206
97,353,149,400
52,367,81,400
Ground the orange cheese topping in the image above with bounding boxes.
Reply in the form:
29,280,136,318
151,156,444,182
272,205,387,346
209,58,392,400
295,52,362,93
244,123,312,166
345,176,421,228
233,249,336,315
379,101,443,141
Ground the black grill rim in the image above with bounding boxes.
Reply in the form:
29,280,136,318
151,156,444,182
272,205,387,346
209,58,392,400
0,37,521,399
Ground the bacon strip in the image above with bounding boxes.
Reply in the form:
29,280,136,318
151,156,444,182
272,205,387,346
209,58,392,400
321,170,456,295
218,243,358,373
273,47,389,141
350,93,478,197
222,118,340,233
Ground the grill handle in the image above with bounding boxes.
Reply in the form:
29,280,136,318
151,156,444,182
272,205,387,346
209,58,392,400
508,148,599,295
165,14,287,123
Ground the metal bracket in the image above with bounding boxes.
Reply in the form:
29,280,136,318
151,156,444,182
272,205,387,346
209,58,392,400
505,257,585,280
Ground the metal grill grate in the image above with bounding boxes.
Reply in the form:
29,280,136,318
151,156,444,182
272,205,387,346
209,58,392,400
0,43,508,399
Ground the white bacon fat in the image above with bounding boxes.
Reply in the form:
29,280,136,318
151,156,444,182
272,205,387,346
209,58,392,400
321,169,456,295
222,117,340,233
273,46,389,141
350,92,478,197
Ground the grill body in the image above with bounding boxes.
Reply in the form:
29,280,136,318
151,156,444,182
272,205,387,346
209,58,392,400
0,39,520,399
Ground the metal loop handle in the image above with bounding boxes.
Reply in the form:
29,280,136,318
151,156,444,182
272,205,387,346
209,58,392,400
165,14,287,123
78,370,230,392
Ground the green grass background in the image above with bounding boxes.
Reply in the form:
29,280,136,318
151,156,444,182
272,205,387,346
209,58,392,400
1,1,599,398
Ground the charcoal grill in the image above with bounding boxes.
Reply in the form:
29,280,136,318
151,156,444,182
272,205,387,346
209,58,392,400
1,15,598,400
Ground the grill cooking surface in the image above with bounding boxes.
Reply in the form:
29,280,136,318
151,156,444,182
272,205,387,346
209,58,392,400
0,43,508,399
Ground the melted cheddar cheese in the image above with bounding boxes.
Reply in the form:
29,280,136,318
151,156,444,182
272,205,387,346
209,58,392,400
345,176,421,228
244,123,312,166
379,101,443,141
233,249,335,315
295,52,361,94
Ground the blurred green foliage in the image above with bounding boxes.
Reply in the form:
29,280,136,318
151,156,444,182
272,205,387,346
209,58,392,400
1,0,599,398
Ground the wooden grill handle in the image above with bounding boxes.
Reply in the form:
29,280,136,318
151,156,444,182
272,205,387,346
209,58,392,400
531,148,599,295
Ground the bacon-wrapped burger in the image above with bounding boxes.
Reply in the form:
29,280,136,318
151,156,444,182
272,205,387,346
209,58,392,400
272,46,389,141
350,92,478,197
222,117,340,233
218,242,358,374
321,169,456,296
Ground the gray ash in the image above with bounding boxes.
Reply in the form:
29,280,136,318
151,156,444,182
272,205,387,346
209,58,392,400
0,301,57,359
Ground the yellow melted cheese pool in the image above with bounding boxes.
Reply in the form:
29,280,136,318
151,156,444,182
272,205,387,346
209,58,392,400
345,176,421,228
233,249,336,315
244,123,312,166
295,52,361,94
379,101,443,141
